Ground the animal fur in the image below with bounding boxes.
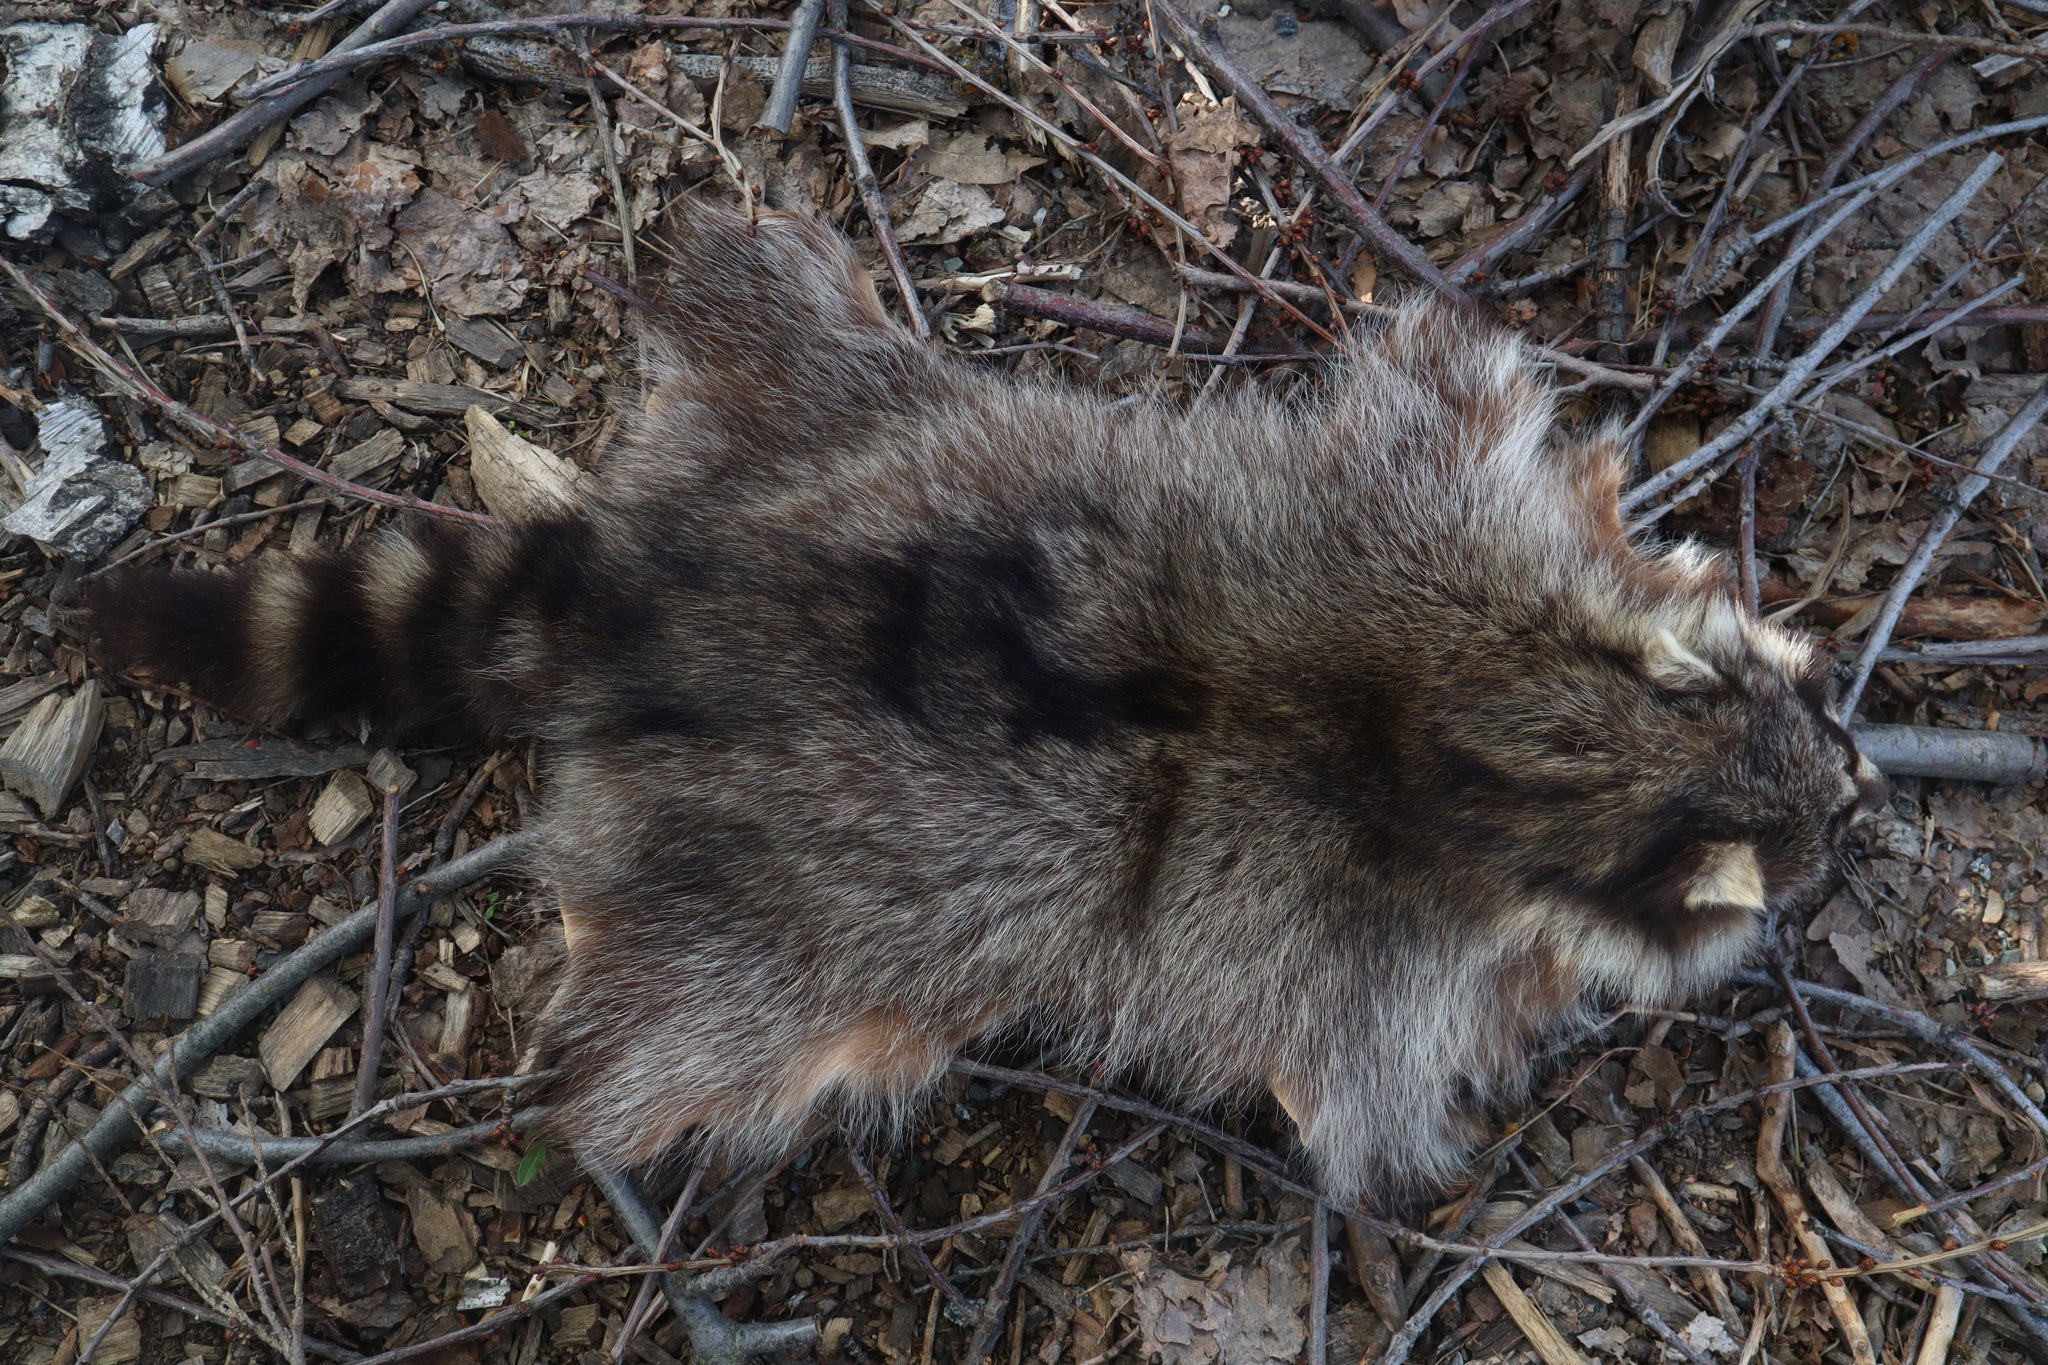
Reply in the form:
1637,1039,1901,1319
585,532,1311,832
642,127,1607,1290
84,203,1884,1204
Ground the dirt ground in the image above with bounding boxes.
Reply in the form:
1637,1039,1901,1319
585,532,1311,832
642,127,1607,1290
5,0,2048,1362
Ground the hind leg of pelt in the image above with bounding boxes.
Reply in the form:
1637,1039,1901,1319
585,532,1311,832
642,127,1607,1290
538,923,958,1170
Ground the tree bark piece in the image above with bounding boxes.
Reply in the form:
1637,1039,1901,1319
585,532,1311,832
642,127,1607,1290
1758,1022,1879,1365
0,681,102,818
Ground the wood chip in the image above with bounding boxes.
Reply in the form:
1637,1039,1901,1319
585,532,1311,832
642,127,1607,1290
189,1055,268,1102
196,965,243,1018
155,736,369,781
208,938,258,972
72,1297,142,1365
259,971,359,1088
120,887,200,947
125,1210,230,1295
308,768,375,845
465,406,582,519
327,428,405,484
167,472,223,507
312,1176,401,1298
409,1181,480,1275
203,882,228,928
1975,960,2048,1002
0,680,102,817
1479,1262,1588,1365
336,375,539,419
0,671,68,726
123,951,203,1021
183,825,263,875
436,986,475,1072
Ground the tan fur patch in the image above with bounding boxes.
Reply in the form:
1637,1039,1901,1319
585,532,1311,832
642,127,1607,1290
1268,1070,1311,1131
363,532,435,656
246,559,313,716
768,1010,944,1128
1685,842,1765,912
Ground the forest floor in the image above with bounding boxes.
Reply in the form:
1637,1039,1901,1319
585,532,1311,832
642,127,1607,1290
5,0,2048,1362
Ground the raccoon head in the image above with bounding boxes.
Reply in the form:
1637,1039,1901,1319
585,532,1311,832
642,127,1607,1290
1503,579,1885,987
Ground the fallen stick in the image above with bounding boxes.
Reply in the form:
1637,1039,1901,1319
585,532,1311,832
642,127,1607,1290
1625,151,2005,515
233,12,942,98
1758,1022,1879,1365
585,1160,821,1365
0,830,536,1247
1879,635,2048,666
1850,724,2046,785
1840,377,2048,714
758,0,827,133
156,1108,543,1164
1147,0,1461,301
128,0,441,185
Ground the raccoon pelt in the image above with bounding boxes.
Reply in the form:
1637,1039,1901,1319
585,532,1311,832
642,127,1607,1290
84,202,1882,1204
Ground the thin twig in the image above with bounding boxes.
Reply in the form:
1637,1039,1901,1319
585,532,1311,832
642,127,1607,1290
613,1160,706,1363
1840,380,2048,714
233,13,942,99
965,1098,1096,1364
1376,1060,1968,1365
351,783,404,1117
350,1274,604,1365
1758,1021,1878,1364
880,14,1340,347
0,258,495,527
1624,152,2005,517
129,0,443,184
0,830,536,1246
831,0,927,339
2,1248,356,1361
1148,0,1461,300
1744,20,2048,61
847,1144,974,1316
1750,36,1965,358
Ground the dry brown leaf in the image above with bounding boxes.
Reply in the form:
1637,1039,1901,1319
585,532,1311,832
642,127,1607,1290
1123,1240,1307,1364
897,178,1004,244
254,148,419,310
393,187,529,316
1165,95,1256,247
926,132,1043,186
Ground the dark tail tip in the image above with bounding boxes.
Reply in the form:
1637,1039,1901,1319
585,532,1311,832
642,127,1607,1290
82,565,268,719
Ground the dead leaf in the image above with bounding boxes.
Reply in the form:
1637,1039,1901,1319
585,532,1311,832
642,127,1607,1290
1123,1240,1307,1364
1166,96,1256,247
164,39,263,106
393,187,529,316
1828,931,1908,1008
255,149,420,311
926,132,1043,186
897,178,1004,244
863,118,930,152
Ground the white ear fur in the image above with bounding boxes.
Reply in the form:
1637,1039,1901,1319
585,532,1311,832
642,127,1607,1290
1644,627,1721,690
1685,842,1765,913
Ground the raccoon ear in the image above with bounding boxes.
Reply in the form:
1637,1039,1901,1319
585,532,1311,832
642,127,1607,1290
1641,627,1723,691
1683,841,1766,914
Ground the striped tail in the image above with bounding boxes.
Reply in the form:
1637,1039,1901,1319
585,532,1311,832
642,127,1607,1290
81,517,533,738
